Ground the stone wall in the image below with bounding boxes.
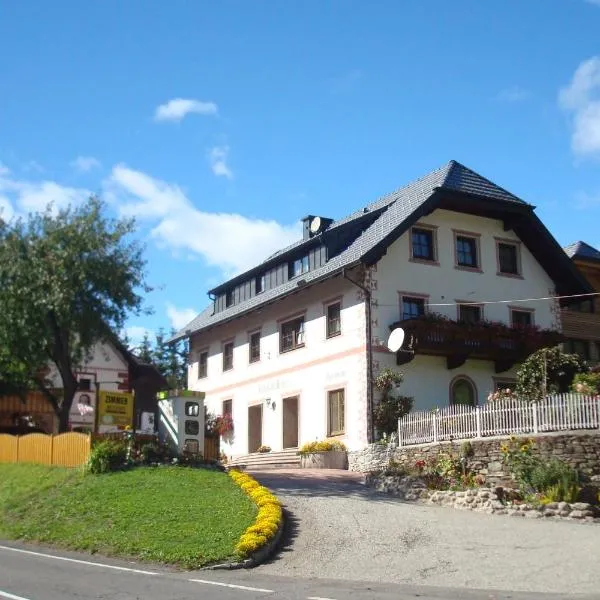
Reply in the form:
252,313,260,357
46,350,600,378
365,473,599,522
349,431,600,486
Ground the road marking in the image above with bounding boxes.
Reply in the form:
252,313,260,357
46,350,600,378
0,590,32,600
307,597,338,600
189,579,274,593
0,545,158,575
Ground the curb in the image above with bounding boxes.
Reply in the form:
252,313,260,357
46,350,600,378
203,510,286,570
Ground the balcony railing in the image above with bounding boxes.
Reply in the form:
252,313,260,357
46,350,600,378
389,316,564,372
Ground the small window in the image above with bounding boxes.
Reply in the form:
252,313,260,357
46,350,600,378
402,296,426,320
458,304,482,324
184,420,200,435
289,255,309,279
326,302,341,338
498,242,520,275
185,402,200,417
225,290,234,308
198,351,208,379
456,235,478,268
451,378,476,406
255,273,266,294
223,399,233,417
78,378,92,391
281,317,305,352
223,342,234,371
569,299,594,313
184,439,200,453
565,339,590,360
249,331,261,363
328,389,345,436
411,228,435,261
494,379,516,392
511,310,533,328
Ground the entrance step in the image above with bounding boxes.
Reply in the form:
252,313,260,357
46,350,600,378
227,448,301,470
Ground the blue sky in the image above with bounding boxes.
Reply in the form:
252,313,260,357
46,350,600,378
1,0,599,345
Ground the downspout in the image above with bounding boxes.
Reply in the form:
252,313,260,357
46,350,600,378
343,267,374,444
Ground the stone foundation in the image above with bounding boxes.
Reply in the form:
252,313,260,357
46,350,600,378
350,431,600,487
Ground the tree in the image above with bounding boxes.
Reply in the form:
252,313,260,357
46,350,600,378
373,368,413,437
0,197,149,431
516,347,587,402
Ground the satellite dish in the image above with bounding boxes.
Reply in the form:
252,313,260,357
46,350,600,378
387,328,405,352
310,216,322,234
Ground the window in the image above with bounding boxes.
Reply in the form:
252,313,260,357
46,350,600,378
185,402,200,417
280,316,305,352
458,304,482,323
494,379,516,392
498,242,520,275
402,296,426,320
222,399,233,417
225,290,234,308
326,302,341,338
249,331,261,363
289,255,309,279
511,309,533,328
198,351,208,379
564,339,590,360
328,389,345,436
223,342,234,371
184,420,200,435
184,439,200,453
78,378,92,391
451,377,477,406
456,235,479,268
411,227,435,261
255,273,266,294
569,299,594,313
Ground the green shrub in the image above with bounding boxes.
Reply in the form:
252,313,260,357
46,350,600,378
299,440,347,454
140,442,162,465
571,372,600,395
87,440,127,474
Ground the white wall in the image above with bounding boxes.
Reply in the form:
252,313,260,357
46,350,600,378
188,275,369,456
371,208,558,409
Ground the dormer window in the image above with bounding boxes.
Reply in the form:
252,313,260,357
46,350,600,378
255,273,266,294
225,290,234,308
289,255,309,279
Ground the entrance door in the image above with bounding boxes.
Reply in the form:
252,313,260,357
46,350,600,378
248,405,263,453
282,396,299,449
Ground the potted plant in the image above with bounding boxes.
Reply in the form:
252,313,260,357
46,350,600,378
299,440,347,469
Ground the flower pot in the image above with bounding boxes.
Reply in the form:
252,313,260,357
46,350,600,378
300,450,347,470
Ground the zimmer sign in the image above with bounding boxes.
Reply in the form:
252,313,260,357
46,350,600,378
98,390,133,430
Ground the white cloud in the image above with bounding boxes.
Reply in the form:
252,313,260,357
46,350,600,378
208,145,233,179
0,171,90,214
559,56,600,157
496,86,531,103
71,156,101,172
166,303,198,330
0,162,10,176
154,98,218,122
105,165,301,275
0,195,14,222
22,160,45,174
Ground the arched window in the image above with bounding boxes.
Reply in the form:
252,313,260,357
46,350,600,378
450,377,477,406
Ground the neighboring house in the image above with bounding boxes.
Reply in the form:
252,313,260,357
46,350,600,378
171,160,591,456
561,241,600,365
0,338,166,433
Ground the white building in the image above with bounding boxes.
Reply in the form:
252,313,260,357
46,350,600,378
172,161,590,457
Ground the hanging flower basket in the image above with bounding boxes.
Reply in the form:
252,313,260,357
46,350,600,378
213,414,234,436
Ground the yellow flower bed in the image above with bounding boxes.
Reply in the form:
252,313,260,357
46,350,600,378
228,469,283,558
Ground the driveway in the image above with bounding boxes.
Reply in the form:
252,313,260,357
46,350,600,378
250,469,600,596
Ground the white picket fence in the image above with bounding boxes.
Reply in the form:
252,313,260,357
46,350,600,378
397,394,600,446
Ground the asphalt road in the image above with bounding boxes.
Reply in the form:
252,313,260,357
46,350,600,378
250,470,600,595
1,542,595,600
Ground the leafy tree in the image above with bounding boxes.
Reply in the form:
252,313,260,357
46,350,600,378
516,347,587,402
373,368,413,437
0,197,149,431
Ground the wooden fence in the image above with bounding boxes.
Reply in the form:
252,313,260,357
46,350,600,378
398,393,600,446
0,432,91,467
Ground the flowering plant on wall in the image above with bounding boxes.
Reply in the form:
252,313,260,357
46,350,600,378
213,414,234,436
487,388,518,403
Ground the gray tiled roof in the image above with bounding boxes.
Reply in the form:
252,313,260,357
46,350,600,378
171,161,529,341
564,241,600,261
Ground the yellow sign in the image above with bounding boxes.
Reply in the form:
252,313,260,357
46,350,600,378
98,390,133,429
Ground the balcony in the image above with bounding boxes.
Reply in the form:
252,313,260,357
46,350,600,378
389,315,564,372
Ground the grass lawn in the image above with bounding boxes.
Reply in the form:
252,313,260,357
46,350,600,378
0,464,257,568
